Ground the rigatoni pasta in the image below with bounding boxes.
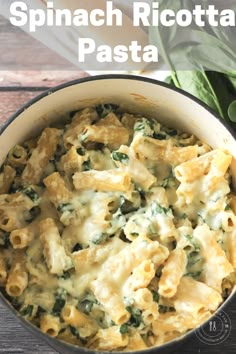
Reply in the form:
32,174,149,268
0,103,235,352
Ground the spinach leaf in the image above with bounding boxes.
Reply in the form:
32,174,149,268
57,203,74,214
112,152,129,165
52,289,67,316
96,104,119,118
20,304,33,317
134,118,154,136
69,325,80,338
151,202,170,215
24,206,41,223
120,323,129,334
185,270,202,279
22,187,39,203
228,101,236,122
0,231,10,248
76,147,86,156
159,305,175,314
82,159,91,171
80,294,98,314
92,233,109,245
69,326,87,344
60,270,71,280
36,306,46,317
126,306,143,328
175,71,221,116
52,298,66,316
153,133,166,140
184,234,200,252
151,290,159,303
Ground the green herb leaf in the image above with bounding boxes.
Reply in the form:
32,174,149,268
60,270,71,280
52,298,66,316
22,187,39,203
185,271,202,279
80,293,98,314
92,233,109,245
153,133,166,140
120,197,140,214
76,147,86,156
184,234,200,252
57,203,74,214
151,290,159,303
20,305,33,317
151,202,170,215
96,104,119,118
120,323,129,334
228,101,236,122
130,232,139,237
159,305,175,314
0,231,10,248
36,306,46,317
112,152,129,165
82,159,91,171
24,206,41,223
134,118,154,136
126,306,143,328
52,289,67,316
69,326,87,344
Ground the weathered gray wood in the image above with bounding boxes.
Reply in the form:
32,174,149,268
0,15,77,71
0,302,58,354
0,71,88,88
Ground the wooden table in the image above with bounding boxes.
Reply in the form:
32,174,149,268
0,72,236,354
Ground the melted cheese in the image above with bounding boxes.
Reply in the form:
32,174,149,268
1,107,235,352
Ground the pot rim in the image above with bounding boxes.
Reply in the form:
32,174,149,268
1,74,236,141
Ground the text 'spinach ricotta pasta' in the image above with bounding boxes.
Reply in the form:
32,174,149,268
0,104,236,351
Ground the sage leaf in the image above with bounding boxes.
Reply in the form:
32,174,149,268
228,101,236,122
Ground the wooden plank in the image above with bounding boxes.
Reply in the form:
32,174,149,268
0,91,45,125
0,15,78,71
0,71,89,87
0,303,57,354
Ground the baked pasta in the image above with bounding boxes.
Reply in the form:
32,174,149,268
0,103,235,351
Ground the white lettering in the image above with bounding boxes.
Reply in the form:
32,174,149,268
46,1,54,26
133,2,150,26
78,40,159,64
90,9,105,26
97,45,112,63
29,9,46,32
10,1,28,27
143,45,158,63
114,45,128,62
220,9,235,27
73,10,88,26
160,10,175,27
193,5,205,26
129,41,142,63
206,5,219,26
151,1,159,26
106,1,122,26
78,38,95,62
176,9,192,27
54,9,72,26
